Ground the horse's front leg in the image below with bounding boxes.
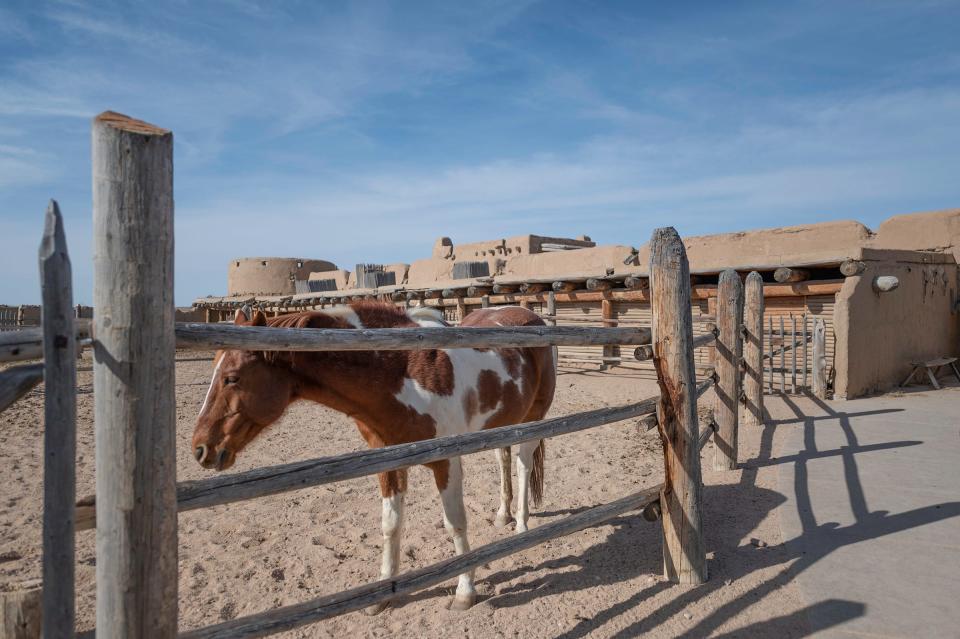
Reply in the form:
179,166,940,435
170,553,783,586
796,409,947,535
515,440,540,533
364,469,407,616
431,457,476,610
493,446,513,527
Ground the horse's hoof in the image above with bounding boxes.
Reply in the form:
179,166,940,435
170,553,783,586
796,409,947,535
448,593,476,611
364,600,391,616
493,512,514,528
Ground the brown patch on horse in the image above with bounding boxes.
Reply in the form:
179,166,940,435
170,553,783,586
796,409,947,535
408,350,455,396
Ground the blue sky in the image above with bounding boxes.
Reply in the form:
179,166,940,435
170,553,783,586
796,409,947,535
2,0,959,306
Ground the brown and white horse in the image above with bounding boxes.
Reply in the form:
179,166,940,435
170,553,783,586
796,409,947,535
191,301,556,612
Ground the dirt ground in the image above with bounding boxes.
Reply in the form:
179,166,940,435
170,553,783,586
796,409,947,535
1,352,811,638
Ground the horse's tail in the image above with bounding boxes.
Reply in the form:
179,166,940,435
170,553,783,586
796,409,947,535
530,439,545,507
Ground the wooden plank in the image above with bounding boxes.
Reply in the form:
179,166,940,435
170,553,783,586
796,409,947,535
714,269,743,471
767,316,774,393
0,321,90,364
173,323,651,351
545,292,556,327
742,272,764,427
791,315,797,394
178,484,661,639
0,363,43,414
648,227,705,584
1,586,42,639
601,299,616,367
38,201,77,639
802,314,808,390
779,316,786,393
812,318,827,398
92,111,178,638
75,395,659,530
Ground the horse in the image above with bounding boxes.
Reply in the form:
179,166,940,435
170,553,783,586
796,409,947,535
191,301,557,613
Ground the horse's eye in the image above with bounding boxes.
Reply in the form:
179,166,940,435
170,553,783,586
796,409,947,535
224,375,239,385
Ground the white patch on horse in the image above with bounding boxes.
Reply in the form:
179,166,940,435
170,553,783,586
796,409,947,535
406,306,447,327
322,306,365,328
198,353,225,419
394,348,512,438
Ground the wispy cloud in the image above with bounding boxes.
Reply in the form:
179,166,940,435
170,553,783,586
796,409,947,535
1,0,958,305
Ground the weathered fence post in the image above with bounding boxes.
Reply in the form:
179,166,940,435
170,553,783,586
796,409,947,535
742,272,764,427
601,298,616,368
546,292,556,326
39,200,77,639
714,269,743,471
649,227,706,584
16,306,24,329
812,318,827,399
92,111,177,638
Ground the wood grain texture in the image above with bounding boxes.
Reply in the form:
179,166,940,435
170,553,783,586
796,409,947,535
178,485,662,639
773,267,810,283
813,318,827,399
742,272,765,427
92,111,178,638
38,200,77,639
840,259,865,276
648,227,706,585
173,323,651,351
75,396,658,530
0,321,90,364
714,269,743,472
0,363,43,414
1,587,41,639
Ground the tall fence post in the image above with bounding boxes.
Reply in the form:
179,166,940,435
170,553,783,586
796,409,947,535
714,269,743,471
812,318,827,399
649,227,706,584
39,200,77,639
742,272,764,427
92,112,177,638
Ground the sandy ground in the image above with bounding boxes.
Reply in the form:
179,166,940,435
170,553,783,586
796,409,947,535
1,352,811,638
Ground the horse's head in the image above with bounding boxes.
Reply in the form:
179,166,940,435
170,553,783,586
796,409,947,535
192,309,296,471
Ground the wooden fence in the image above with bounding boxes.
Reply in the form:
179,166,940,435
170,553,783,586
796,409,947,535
0,112,761,638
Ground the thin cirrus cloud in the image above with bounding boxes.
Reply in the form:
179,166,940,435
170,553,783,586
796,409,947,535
0,0,958,305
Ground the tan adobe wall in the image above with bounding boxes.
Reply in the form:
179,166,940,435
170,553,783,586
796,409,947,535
228,257,337,296
309,269,352,290
870,208,960,262
833,248,959,399
501,245,637,279
634,220,872,273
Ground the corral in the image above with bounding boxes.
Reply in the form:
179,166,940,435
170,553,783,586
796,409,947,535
0,113,766,638
2,111,959,639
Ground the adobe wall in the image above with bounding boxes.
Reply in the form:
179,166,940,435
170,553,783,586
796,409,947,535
501,245,637,278
634,220,873,273
870,208,960,261
228,257,337,296
833,248,959,399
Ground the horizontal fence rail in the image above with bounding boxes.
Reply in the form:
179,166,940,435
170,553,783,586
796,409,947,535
0,321,90,363
178,484,662,639
76,394,660,530
0,362,44,413
173,323,651,351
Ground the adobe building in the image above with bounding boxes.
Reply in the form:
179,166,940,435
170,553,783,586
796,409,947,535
194,209,960,400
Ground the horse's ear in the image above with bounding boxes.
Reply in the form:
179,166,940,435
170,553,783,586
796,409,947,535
251,310,267,326
235,305,252,324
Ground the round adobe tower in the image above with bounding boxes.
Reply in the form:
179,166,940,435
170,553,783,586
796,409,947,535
227,257,337,296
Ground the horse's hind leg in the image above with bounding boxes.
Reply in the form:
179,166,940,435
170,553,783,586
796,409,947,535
515,440,538,533
493,446,513,527
431,457,476,610
364,469,407,616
